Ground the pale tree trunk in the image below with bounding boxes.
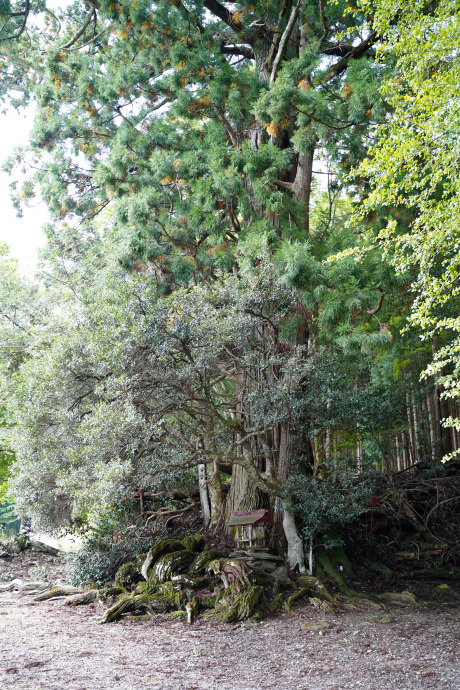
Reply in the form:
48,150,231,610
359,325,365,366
198,464,211,527
273,422,307,571
292,147,316,233
281,496,307,573
207,458,224,530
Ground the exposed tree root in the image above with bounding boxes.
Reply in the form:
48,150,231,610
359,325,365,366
189,549,222,575
34,586,85,601
207,559,254,591
64,590,99,606
284,587,309,612
99,592,163,624
148,550,195,586
141,539,185,580
207,584,263,623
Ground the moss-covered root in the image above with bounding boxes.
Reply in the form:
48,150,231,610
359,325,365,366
148,550,195,587
34,586,85,601
100,581,188,624
140,538,185,580
207,559,253,591
114,560,142,590
180,534,205,552
64,590,99,606
99,591,161,624
188,549,222,576
296,575,334,601
170,574,213,588
100,595,136,624
185,596,199,624
210,585,263,623
269,592,285,614
284,588,309,612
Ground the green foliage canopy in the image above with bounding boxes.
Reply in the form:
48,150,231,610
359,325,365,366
355,0,460,437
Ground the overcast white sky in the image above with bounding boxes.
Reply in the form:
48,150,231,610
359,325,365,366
0,107,48,274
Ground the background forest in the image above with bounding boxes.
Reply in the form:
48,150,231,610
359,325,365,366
0,0,459,579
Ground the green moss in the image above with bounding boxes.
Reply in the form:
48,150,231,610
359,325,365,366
9,533,29,553
315,551,347,588
189,549,222,575
100,591,161,623
115,561,141,590
284,588,308,612
269,592,284,613
103,585,124,597
327,543,353,577
130,614,152,621
141,538,185,579
171,574,214,588
148,550,195,586
156,581,180,608
133,581,148,594
201,594,217,609
296,575,334,601
180,534,205,552
210,584,263,623
363,560,395,583
169,610,186,621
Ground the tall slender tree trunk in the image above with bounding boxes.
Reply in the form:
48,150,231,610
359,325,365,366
198,463,211,527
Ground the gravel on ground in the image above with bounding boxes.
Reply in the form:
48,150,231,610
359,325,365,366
0,587,459,690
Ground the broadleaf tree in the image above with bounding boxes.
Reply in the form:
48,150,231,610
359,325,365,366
355,0,460,456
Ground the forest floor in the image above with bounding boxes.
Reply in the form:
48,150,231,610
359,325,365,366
0,551,459,689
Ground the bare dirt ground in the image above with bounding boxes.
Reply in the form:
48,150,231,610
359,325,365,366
1,552,459,690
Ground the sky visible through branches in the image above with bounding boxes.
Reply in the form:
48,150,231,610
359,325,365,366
0,107,48,272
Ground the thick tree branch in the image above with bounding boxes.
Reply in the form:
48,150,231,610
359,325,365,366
221,44,254,59
321,41,374,58
367,292,385,316
203,0,245,34
61,9,95,50
324,31,378,80
0,0,30,42
270,0,302,84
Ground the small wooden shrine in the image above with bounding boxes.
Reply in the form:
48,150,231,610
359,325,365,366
228,509,274,550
